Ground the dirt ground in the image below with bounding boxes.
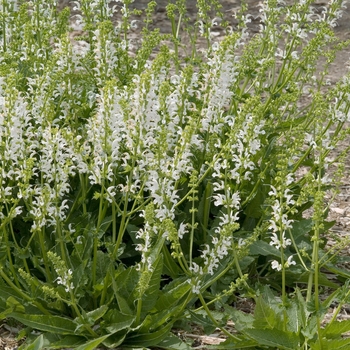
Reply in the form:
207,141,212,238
1,1,350,349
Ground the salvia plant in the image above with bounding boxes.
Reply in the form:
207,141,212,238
0,0,350,349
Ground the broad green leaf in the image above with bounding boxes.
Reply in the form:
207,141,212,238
157,333,192,350
101,333,127,348
84,305,108,323
115,293,134,315
26,334,45,350
189,310,216,334
197,181,213,239
113,266,139,302
224,306,254,332
112,267,139,314
0,284,25,304
311,337,350,350
301,314,318,340
100,215,113,233
138,305,182,333
10,313,77,335
249,240,282,258
103,309,135,333
75,334,111,350
141,254,163,315
285,289,308,333
291,219,313,241
125,322,173,347
297,272,340,288
73,228,93,262
243,185,266,219
322,319,350,339
324,263,350,280
161,245,182,279
285,301,300,334
72,261,90,293
244,328,299,350
253,295,279,330
0,307,12,319
42,334,86,349
155,279,191,312
321,288,342,310
6,296,25,313
95,250,111,282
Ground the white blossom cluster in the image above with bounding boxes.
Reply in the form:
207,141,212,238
0,0,348,302
268,181,296,271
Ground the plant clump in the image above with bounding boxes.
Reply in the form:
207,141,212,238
0,0,350,349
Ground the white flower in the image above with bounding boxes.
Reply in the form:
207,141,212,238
285,255,296,268
271,260,282,271
178,222,188,239
56,269,74,292
270,232,281,249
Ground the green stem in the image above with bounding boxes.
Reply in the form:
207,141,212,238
38,226,52,283
92,183,106,289
288,227,309,271
189,199,196,267
280,244,286,306
80,173,87,215
198,293,241,341
1,226,20,288
0,268,50,315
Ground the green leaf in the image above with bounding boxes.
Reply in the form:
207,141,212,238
95,251,111,282
285,289,308,333
243,184,267,219
10,313,77,335
138,303,186,334
103,309,135,333
311,337,350,350
0,284,25,304
157,333,192,350
249,240,280,257
112,267,139,314
155,279,191,312
322,319,350,339
115,293,134,315
324,263,350,280
301,314,318,340
101,333,127,348
291,219,313,241
113,266,139,303
197,181,213,239
161,245,182,279
42,334,86,349
84,305,108,324
297,272,340,288
73,228,93,262
244,328,299,350
6,296,25,313
25,334,45,350
224,306,254,332
253,295,279,330
188,310,216,334
75,334,111,350
140,254,163,315
125,322,173,347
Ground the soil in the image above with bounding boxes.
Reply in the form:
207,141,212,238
1,1,350,349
